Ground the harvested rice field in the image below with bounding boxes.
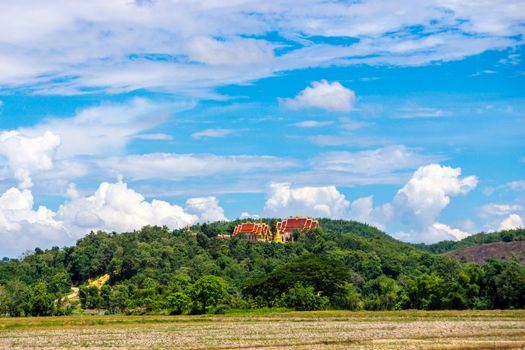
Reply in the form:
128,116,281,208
1,310,524,349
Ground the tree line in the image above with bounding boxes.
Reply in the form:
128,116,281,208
0,220,523,316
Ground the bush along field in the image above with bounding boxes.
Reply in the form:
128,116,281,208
0,220,524,316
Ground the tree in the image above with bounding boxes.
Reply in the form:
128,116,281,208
108,285,130,314
29,282,55,316
191,275,228,313
364,275,400,310
406,274,443,310
332,282,363,310
167,292,191,315
50,272,71,294
79,285,102,309
284,283,329,311
2,280,31,316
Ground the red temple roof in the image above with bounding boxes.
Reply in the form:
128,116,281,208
277,217,319,234
233,222,271,239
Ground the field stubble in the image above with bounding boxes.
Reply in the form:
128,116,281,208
0,310,524,349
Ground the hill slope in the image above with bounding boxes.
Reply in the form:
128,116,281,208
414,228,525,254
0,219,524,316
443,240,525,265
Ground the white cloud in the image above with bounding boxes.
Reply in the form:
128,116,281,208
478,202,525,231
282,80,356,112
292,120,334,128
312,145,443,176
394,222,470,243
134,133,173,141
479,203,523,219
0,131,60,188
499,214,524,230
0,180,230,257
239,212,260,220
471,69,497,77
394,164,478,228
97,153,297,181
262,164,478,243
19,98,179,158
508,180,525,192
388,164,478,243
264,182,349,218
187,37,274,65
0,187,67,258
191,128,235,139
348,196,394,229
185,197,227,222
0,1,522,95
399,106,449,119
57,180,201,234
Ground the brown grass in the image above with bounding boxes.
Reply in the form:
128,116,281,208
0,310,524,349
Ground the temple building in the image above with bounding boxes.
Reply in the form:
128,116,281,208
275,217,319,242
232,222,272,242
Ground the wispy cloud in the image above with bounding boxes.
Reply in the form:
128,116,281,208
0,1,522,95
399,106,450,119
291,120,334,128
471,69,497,77
134,133,173,141
191,128,236,139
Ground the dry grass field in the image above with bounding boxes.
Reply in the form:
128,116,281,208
1,310,524,349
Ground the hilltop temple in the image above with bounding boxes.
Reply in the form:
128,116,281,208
230,217,319,243
232,222,272,242
276,217,319,242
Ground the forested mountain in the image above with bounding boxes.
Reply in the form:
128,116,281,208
0,220,523,317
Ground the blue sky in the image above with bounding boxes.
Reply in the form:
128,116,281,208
0,0,524,257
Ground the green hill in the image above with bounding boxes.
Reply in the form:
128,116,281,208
414,228,525,254
0,220,523,317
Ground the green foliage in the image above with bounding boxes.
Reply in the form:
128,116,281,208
0,221,524,316
191,275,228,313
363,275,401,310
167,292,191,315
284,283,329,311
28,282,55,316
79,285,102,309
417,228,525,254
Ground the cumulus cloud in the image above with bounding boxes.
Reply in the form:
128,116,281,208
282,80,356,112
394,223,470,243
264,182,349,218
0,131,60,188
478,202,525,231
0,180,229,257
239,212,260,220
499,214,524,230
348,196,394,229
262,164,478,243
185,197,227,222
57,180,200,234
393,164,478,228
0,187,67,258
